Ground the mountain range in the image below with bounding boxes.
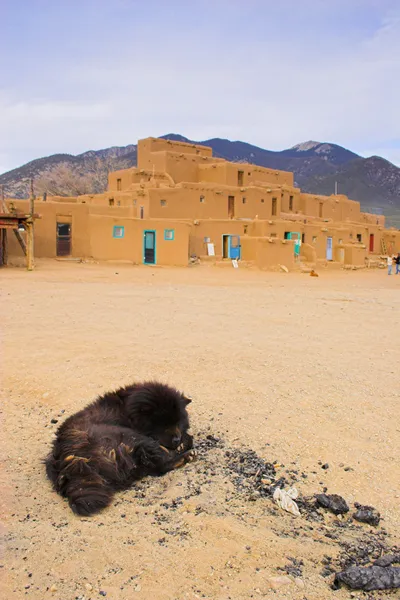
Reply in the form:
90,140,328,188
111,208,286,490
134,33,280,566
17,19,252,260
1,134,399,227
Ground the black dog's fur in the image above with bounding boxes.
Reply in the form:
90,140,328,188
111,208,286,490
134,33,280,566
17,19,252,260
45,381,193,516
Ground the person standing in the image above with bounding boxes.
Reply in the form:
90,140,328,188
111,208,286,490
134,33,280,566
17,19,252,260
387,254,393,275
396,252,400,275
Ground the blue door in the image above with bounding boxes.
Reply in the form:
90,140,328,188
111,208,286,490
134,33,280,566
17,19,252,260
229,235,241,259
143,230,156,264
326,236,333,260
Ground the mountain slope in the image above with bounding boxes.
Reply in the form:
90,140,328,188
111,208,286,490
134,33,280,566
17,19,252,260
0,146,137,198
1,136,399,225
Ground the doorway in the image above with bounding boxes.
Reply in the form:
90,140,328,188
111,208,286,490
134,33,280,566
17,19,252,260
222,235,241,259
143,230,156,264
284,231,301,256
369,234,374,252
228,196,235,219
56,222,71,256
326,236,333,260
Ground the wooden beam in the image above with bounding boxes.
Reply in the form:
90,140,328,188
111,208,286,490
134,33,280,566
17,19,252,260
14,229,27,256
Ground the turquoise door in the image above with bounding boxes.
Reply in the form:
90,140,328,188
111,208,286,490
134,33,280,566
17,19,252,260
229,235,241,259
284,232,301,256
326,236,333,260
143,230,156,264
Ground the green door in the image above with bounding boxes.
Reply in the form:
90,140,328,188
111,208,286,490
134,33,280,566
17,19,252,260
143,230,156,264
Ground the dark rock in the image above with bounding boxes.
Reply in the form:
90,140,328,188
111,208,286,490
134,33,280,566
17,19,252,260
50,419,58,424
353,504,380,527
315,493,349,515
374,555,400,568
321,463,329,470
333,565,400,591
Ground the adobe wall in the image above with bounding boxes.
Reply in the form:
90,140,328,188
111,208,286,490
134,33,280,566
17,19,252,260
147,184,282,220
108,168,136,192
6,199,191,267
199,162,294,187
137,137,213,170
89,217,191,266
241,237,295,270
6,200,92,258
344,244,367,266
189,220,247,257
299,193,362,222
383,229,400,255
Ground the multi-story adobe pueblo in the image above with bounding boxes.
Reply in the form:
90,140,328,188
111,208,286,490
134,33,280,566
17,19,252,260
4,137,400,270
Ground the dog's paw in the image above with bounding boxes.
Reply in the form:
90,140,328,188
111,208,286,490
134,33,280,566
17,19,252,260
184,449,197,463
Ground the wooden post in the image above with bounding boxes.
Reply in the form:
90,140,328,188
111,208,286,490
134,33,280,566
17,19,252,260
27,178,35,270
30,178,35,216
0,184,5,211
0,185,7,266
26,223,34,270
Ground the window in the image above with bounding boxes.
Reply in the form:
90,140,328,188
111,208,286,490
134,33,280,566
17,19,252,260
164,229,174,241
339,238,343,244
302,233,305,243
117,200,121,206
133,199,137,206
289,195,294,211
113,226,124,238
200,195,205,203
109,198,115,207
117,178,122,191
242,197,246,204
357,234,362,242
272,197,277,216
140,206,144,219
319,202,323,218
312,236,317,243
261,198,264,203
270,233,277,237
238,170,244,186
160,199,167,207
244,225,248,234
204,236,210,243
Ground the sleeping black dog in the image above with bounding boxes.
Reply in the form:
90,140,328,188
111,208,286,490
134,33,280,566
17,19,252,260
45,381,194,515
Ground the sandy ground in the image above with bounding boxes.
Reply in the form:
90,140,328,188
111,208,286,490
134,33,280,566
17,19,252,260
1,260,399,600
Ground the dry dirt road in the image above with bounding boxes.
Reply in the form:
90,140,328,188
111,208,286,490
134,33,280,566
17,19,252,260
1,261,399,600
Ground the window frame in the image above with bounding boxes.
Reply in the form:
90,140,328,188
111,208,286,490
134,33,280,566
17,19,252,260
164,228,175,241
113,225,125,239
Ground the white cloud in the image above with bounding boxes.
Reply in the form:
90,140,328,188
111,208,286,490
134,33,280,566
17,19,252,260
4,100,109,122
1,2,400,171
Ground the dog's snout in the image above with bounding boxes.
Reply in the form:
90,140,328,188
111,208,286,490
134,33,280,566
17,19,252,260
172,435,181,447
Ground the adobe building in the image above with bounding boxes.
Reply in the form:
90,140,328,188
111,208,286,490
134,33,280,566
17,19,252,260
5,136,400,270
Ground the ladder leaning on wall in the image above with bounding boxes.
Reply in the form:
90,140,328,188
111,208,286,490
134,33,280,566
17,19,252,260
381,237,387,255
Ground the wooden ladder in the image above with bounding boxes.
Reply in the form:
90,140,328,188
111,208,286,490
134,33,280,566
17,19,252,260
381,237,387,255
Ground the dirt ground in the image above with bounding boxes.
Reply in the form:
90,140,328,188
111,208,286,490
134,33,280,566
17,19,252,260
1,260,399,600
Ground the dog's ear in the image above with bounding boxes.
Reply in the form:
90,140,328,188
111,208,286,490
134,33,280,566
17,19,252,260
182,395,192,406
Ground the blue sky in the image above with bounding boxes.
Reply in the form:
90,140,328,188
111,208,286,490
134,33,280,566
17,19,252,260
1,0,400,172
